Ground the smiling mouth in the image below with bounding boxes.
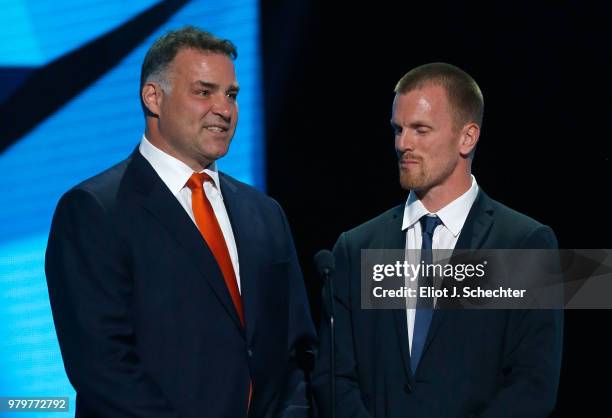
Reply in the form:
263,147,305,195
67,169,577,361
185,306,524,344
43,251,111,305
205,126,228,133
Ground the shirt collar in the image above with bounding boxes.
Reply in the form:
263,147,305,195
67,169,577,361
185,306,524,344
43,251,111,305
401,175,479,237
139,135,222,196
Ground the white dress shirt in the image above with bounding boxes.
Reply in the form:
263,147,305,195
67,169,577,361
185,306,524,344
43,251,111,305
139,135,242,292
402,175,479,353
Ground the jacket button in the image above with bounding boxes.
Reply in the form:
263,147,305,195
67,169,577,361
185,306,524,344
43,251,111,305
404,383,413,393
247,349,253,358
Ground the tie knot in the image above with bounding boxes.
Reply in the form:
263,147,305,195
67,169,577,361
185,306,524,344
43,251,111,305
186,172,213,191
420,215,442,236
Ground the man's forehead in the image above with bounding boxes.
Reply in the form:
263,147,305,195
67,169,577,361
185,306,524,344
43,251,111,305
172,48,234,70
174,46,229,60
399,83,447,101
393,90,435,113
170,49,237,83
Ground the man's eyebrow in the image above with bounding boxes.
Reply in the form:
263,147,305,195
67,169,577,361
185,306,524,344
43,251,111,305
194,80,240,92
195,80,217,88
390,120,404,130
390,120,433,129
408,120,433,128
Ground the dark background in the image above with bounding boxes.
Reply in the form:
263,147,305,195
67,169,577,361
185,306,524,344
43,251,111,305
3,0,607,415
262,1,611,416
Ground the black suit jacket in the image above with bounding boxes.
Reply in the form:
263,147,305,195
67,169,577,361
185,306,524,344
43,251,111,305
313,190,563,418
45,150,317,418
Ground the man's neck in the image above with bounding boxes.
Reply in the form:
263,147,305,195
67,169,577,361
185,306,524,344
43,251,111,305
416,174,472,213
144,128,211,172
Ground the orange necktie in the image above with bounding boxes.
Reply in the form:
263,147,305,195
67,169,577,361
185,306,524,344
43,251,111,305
186,173,244,325
186,173,252,412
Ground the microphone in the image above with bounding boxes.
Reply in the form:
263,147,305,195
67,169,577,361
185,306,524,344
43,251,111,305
314,249,336,418
314,249,335,278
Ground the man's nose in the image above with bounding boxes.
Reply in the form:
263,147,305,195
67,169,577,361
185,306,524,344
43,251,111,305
211,94,232,122
395,130,415,153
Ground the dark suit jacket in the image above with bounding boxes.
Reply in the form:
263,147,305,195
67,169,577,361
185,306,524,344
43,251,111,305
313,190,563,418
45,150,317,418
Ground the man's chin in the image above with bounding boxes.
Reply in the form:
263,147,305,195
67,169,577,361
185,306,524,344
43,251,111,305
203,143,231,161
399,173,426,191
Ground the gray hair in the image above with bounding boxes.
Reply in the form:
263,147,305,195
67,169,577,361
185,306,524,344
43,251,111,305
140,26,237,111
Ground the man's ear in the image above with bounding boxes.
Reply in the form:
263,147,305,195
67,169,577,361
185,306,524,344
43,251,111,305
459,122,480,157
141,82,164,116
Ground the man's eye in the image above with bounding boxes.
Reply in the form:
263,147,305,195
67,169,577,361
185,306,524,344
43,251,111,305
392,126,402,135
227,92,238,100
416,128,430,134
198,90,210,96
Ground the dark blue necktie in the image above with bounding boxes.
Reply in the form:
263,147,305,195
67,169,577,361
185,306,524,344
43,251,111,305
411,215,442,373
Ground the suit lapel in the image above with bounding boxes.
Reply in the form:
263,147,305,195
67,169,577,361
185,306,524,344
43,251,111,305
127,151,244,332
383,206,415,380
420,190,495,358
218,174,261,345
454,190,494,251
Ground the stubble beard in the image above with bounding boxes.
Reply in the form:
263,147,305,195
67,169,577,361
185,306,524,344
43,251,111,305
399,156,460,196
399,162,429,191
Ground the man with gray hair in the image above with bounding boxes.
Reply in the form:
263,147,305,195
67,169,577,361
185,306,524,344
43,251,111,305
46,26,316,418
313,63,563,418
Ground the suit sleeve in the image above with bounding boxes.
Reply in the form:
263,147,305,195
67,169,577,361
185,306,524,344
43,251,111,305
476,226,564,418
313,233,372,418
273,201,318,418
45,189,179,418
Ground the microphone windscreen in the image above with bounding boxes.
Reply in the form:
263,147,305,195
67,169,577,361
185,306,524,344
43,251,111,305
314,249,335,278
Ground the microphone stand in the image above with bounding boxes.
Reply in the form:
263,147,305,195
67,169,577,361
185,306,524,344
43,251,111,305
322,265,336,418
